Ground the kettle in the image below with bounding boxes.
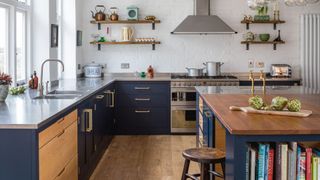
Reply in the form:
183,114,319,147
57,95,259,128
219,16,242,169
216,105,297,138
91,5,107,21
121,27,134,42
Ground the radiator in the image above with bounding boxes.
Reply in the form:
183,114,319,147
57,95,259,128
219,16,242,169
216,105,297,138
301,14,320,91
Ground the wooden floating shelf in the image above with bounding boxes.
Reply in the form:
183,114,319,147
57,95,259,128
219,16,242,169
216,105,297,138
90,20,161,30
90,41,161,51
241,20,286,30
241,40,285,50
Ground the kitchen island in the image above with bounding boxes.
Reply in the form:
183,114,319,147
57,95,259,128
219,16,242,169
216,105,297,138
196,86,320,180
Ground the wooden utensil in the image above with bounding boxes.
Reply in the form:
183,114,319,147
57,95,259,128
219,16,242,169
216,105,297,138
229,106,312,117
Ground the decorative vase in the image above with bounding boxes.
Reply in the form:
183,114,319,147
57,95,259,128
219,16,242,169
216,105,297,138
0,85,9,102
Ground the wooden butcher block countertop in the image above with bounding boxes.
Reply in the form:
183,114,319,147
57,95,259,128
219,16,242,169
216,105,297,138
201,94,320,135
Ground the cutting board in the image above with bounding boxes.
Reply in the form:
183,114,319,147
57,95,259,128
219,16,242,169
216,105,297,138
229,106,313,117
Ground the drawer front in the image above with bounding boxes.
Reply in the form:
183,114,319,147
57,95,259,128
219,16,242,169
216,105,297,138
54,155,78,180
117,94,169,107
116,82,170,95
116,107,170,132
39,122,78,180
39,110,78,148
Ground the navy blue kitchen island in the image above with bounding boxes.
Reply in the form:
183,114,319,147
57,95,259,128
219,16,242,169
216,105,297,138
196,86,320,180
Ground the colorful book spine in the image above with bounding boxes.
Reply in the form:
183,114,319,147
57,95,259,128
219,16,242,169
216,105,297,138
250,148,257,180
246,146,250,180
281,144,288,180
317,157,320,180
276,143,282,180
258,144,267,180
300,152,306,180
312,157,318,180
268,148,274,180
297,147,302,179
306,148,312,180
265,144,270,180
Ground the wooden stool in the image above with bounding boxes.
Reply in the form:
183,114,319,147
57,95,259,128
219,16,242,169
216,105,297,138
181,148,225,180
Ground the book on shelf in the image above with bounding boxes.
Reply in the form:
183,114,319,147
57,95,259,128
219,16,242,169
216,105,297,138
246,142,320,180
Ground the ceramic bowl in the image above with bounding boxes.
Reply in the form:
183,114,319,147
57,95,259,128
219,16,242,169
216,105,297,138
259,34,270,41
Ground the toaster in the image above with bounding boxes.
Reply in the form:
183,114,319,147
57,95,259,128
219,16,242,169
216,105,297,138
270,64,292,77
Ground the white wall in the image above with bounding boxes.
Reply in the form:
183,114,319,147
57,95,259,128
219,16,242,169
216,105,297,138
80,0,320,77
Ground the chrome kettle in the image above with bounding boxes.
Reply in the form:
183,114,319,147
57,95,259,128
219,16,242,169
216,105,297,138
203,62,224,76
91,5,107,21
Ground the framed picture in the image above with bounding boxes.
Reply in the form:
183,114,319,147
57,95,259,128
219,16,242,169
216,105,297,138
51,24,59,47
77,30,82,46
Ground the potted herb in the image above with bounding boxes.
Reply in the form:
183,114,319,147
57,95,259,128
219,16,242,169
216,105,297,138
254,4,270,21
0,72,12,102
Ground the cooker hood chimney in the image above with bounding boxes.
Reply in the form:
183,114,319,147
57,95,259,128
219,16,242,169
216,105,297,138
171,0,237,35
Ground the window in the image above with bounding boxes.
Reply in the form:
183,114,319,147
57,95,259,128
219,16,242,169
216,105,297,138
0,6,8,73
16,11,26,83
0,0,30,85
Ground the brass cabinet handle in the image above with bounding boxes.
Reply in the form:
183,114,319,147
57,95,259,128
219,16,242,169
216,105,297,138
134,87,150,90
104,90,115,108
135,110,150,113
83,109,93,132
56,167,66,177
57,118,65,124
135,98,151,101
96,95,104,100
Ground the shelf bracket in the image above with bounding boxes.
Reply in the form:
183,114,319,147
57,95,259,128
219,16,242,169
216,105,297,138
98,23,101,30
273,23,277,30
246,43,249,50
152,22,155,30
273,44,277,50
98,44,101,51
246,23,250,30
152,44,156,50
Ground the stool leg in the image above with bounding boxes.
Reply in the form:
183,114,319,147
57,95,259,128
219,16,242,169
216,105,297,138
201,163,210,180
181,159,190,180
221,160,226,179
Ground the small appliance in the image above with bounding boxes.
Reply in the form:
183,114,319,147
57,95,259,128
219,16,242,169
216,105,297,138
270,64,292,78
127,6,139,20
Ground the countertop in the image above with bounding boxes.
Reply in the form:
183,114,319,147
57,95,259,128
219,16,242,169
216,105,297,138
196,86,320,135
0,76,171,130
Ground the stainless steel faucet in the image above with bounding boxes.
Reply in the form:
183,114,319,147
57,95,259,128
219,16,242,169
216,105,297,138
39,59,65,96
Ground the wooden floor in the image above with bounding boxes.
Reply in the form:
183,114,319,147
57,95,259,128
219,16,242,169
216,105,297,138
90,135,200,180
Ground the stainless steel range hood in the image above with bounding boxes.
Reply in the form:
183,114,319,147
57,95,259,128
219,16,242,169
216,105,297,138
171,0,237,35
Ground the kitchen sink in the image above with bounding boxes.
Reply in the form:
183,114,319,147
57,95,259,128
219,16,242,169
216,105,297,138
48,90,83,95
33,94,81,100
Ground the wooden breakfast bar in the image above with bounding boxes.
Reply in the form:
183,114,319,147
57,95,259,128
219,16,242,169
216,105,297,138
196,86,320,180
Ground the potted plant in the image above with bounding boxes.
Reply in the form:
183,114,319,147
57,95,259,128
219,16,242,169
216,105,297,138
0,72,12,102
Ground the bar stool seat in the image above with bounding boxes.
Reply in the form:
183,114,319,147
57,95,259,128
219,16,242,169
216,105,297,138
181,147,225,180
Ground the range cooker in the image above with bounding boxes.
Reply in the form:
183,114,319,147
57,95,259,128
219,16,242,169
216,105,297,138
170,74,239,133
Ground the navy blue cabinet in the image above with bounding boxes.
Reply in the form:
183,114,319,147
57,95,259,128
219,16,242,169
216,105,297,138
115,81,170,135
78,83,115,180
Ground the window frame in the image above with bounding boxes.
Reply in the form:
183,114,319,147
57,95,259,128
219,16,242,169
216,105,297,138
0,0,31,86
0,4,9,74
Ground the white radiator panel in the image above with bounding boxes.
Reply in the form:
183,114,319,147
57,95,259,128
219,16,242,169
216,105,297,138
301,14,320,91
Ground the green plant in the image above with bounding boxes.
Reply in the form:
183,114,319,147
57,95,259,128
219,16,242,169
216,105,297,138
0,72,12,85
257,5,268,16
9,86,27,95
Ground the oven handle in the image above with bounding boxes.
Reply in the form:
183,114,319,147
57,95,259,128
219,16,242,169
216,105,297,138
171,106,196,111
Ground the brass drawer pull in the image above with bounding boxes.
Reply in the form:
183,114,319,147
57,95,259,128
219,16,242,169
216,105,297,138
56,167,66,177
135,110,150,113
57,118,65,124
135,98,151,101
57,130,65,138
96,95,104,100
134,87,150,90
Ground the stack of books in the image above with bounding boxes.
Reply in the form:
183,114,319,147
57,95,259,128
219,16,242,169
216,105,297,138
246,142,320,180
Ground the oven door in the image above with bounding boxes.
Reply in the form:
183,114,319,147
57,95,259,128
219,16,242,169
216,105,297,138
171,106,197,133
171,87,196,106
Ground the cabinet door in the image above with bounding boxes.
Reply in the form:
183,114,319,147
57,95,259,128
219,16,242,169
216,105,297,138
93,94,106,150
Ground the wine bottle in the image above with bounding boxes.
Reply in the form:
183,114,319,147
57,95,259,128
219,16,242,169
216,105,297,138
274,30,282,42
